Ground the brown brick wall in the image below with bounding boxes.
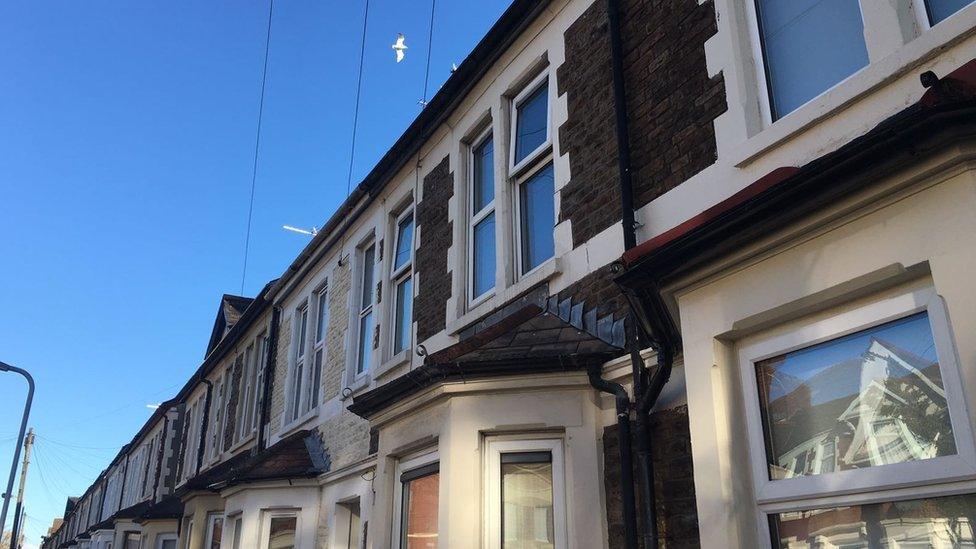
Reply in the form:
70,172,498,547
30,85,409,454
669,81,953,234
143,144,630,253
603,405,700,548
556,263,629,321
414,156,454,343
557,0,726,247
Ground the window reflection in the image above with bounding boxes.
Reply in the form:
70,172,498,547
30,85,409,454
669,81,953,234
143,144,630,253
502,452,554,549
773,493,976,548
401,471,439,549
756,313,956,480
268,516,296,549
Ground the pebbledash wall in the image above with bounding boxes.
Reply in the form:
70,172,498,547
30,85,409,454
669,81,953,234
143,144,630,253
42,0,976,548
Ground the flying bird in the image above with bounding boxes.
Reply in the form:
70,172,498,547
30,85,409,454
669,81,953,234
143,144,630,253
392,33,408,63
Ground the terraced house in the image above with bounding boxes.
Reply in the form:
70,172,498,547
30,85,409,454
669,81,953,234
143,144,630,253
42,0,976,547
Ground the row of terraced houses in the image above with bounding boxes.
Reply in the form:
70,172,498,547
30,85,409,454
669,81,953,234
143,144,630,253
42,0,976,547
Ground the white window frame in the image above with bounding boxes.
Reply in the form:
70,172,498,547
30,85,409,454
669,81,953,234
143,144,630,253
390,208,415,358
913,0,976,27
306,283,329,413
736,285,976,545
508,70,552,177
251,332,268,434
484,438,567,549
513,158,555,279
467,126,496,307
154,534,178,549
354,239,377,377
234,342,255,444
261,510,300,549
743,0,872,125
391,450,439,549
229,513,243,549
287,302,310,423
207,372,228,463
204,513,223,549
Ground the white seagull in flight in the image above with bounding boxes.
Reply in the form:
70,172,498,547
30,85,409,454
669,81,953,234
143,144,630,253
392,33,407,63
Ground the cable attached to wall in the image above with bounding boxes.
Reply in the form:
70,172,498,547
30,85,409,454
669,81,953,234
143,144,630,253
240,0,276,295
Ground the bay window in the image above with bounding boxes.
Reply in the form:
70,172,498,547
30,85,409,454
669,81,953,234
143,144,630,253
356,242,376,375
486,439,566,549
394,454,439,549
469,129,496,304
391,210,414,355
738,285,976,547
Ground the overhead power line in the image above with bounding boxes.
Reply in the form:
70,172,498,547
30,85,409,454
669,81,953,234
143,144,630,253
240,0,277,295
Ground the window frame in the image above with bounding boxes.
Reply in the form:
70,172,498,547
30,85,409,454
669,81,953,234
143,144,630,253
287,302,310,423
154,534,178,549
234,342,255,444
390,208,415,358
736,285,976,544
204,513,223,549
915,0,976,27
744,0,871,124
467,125,497,308
262,510,300,549
306,283,329,413
484,438,567,549
508,70,552,177
354,239,377,377
391,450,439,549
513,159,556,279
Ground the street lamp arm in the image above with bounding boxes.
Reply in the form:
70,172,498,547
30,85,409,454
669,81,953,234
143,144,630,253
0,361,35,544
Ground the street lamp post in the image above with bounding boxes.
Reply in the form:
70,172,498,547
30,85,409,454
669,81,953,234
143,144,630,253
0,361,34,540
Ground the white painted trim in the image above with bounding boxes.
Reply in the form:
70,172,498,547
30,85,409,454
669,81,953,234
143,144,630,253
483,438,567,549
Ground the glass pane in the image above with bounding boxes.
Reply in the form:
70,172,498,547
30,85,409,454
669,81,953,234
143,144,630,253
316,291,329,342
473,136,494,212
161,541,177,549
472,212,496,298
268,516,296,549
926,0,974,24
514,81,548,164
394,214,414,272
125,533,141,549
357,311,374,374
361,245,375,310
207,518,222,549
232,517,242,549
297,308,308,357
756,0,869,119
402,473,439,549
291,362,303,419
519,163,555,274
772,493,976,548
756,312,956,480
309,349,323,409
501,456,554,549
395,276,413,354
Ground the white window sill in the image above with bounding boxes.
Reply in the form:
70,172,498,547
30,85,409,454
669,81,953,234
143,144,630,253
730,7,976,168
340,372,372,401
375,350,411,380
447,257,561,335
225,432,256,455
278,407,320,438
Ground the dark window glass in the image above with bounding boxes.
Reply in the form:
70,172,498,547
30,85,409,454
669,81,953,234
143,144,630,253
519,163,555,274
756,313,956,480
361,245,375,310
473,136,494,212
357,311,373,374
755,0,869,118
472,212,496,298
771,493,976,548
926,0,974,24
514,82,548,164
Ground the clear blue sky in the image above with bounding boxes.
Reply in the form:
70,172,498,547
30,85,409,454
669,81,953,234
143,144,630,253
0,1,509,544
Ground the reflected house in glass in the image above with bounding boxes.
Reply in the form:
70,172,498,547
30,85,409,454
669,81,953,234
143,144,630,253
757,314,956,481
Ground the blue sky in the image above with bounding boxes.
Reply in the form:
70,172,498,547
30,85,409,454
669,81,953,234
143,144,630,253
0,1,509,544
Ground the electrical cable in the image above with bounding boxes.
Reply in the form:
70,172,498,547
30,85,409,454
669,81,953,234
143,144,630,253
421,0,437,105
346,0,371,197
240,0,276,295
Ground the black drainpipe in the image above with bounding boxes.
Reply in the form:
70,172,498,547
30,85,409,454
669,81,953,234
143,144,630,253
257,306,281,452
587,364,639,549
196,379,214,474
607,0,636,250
